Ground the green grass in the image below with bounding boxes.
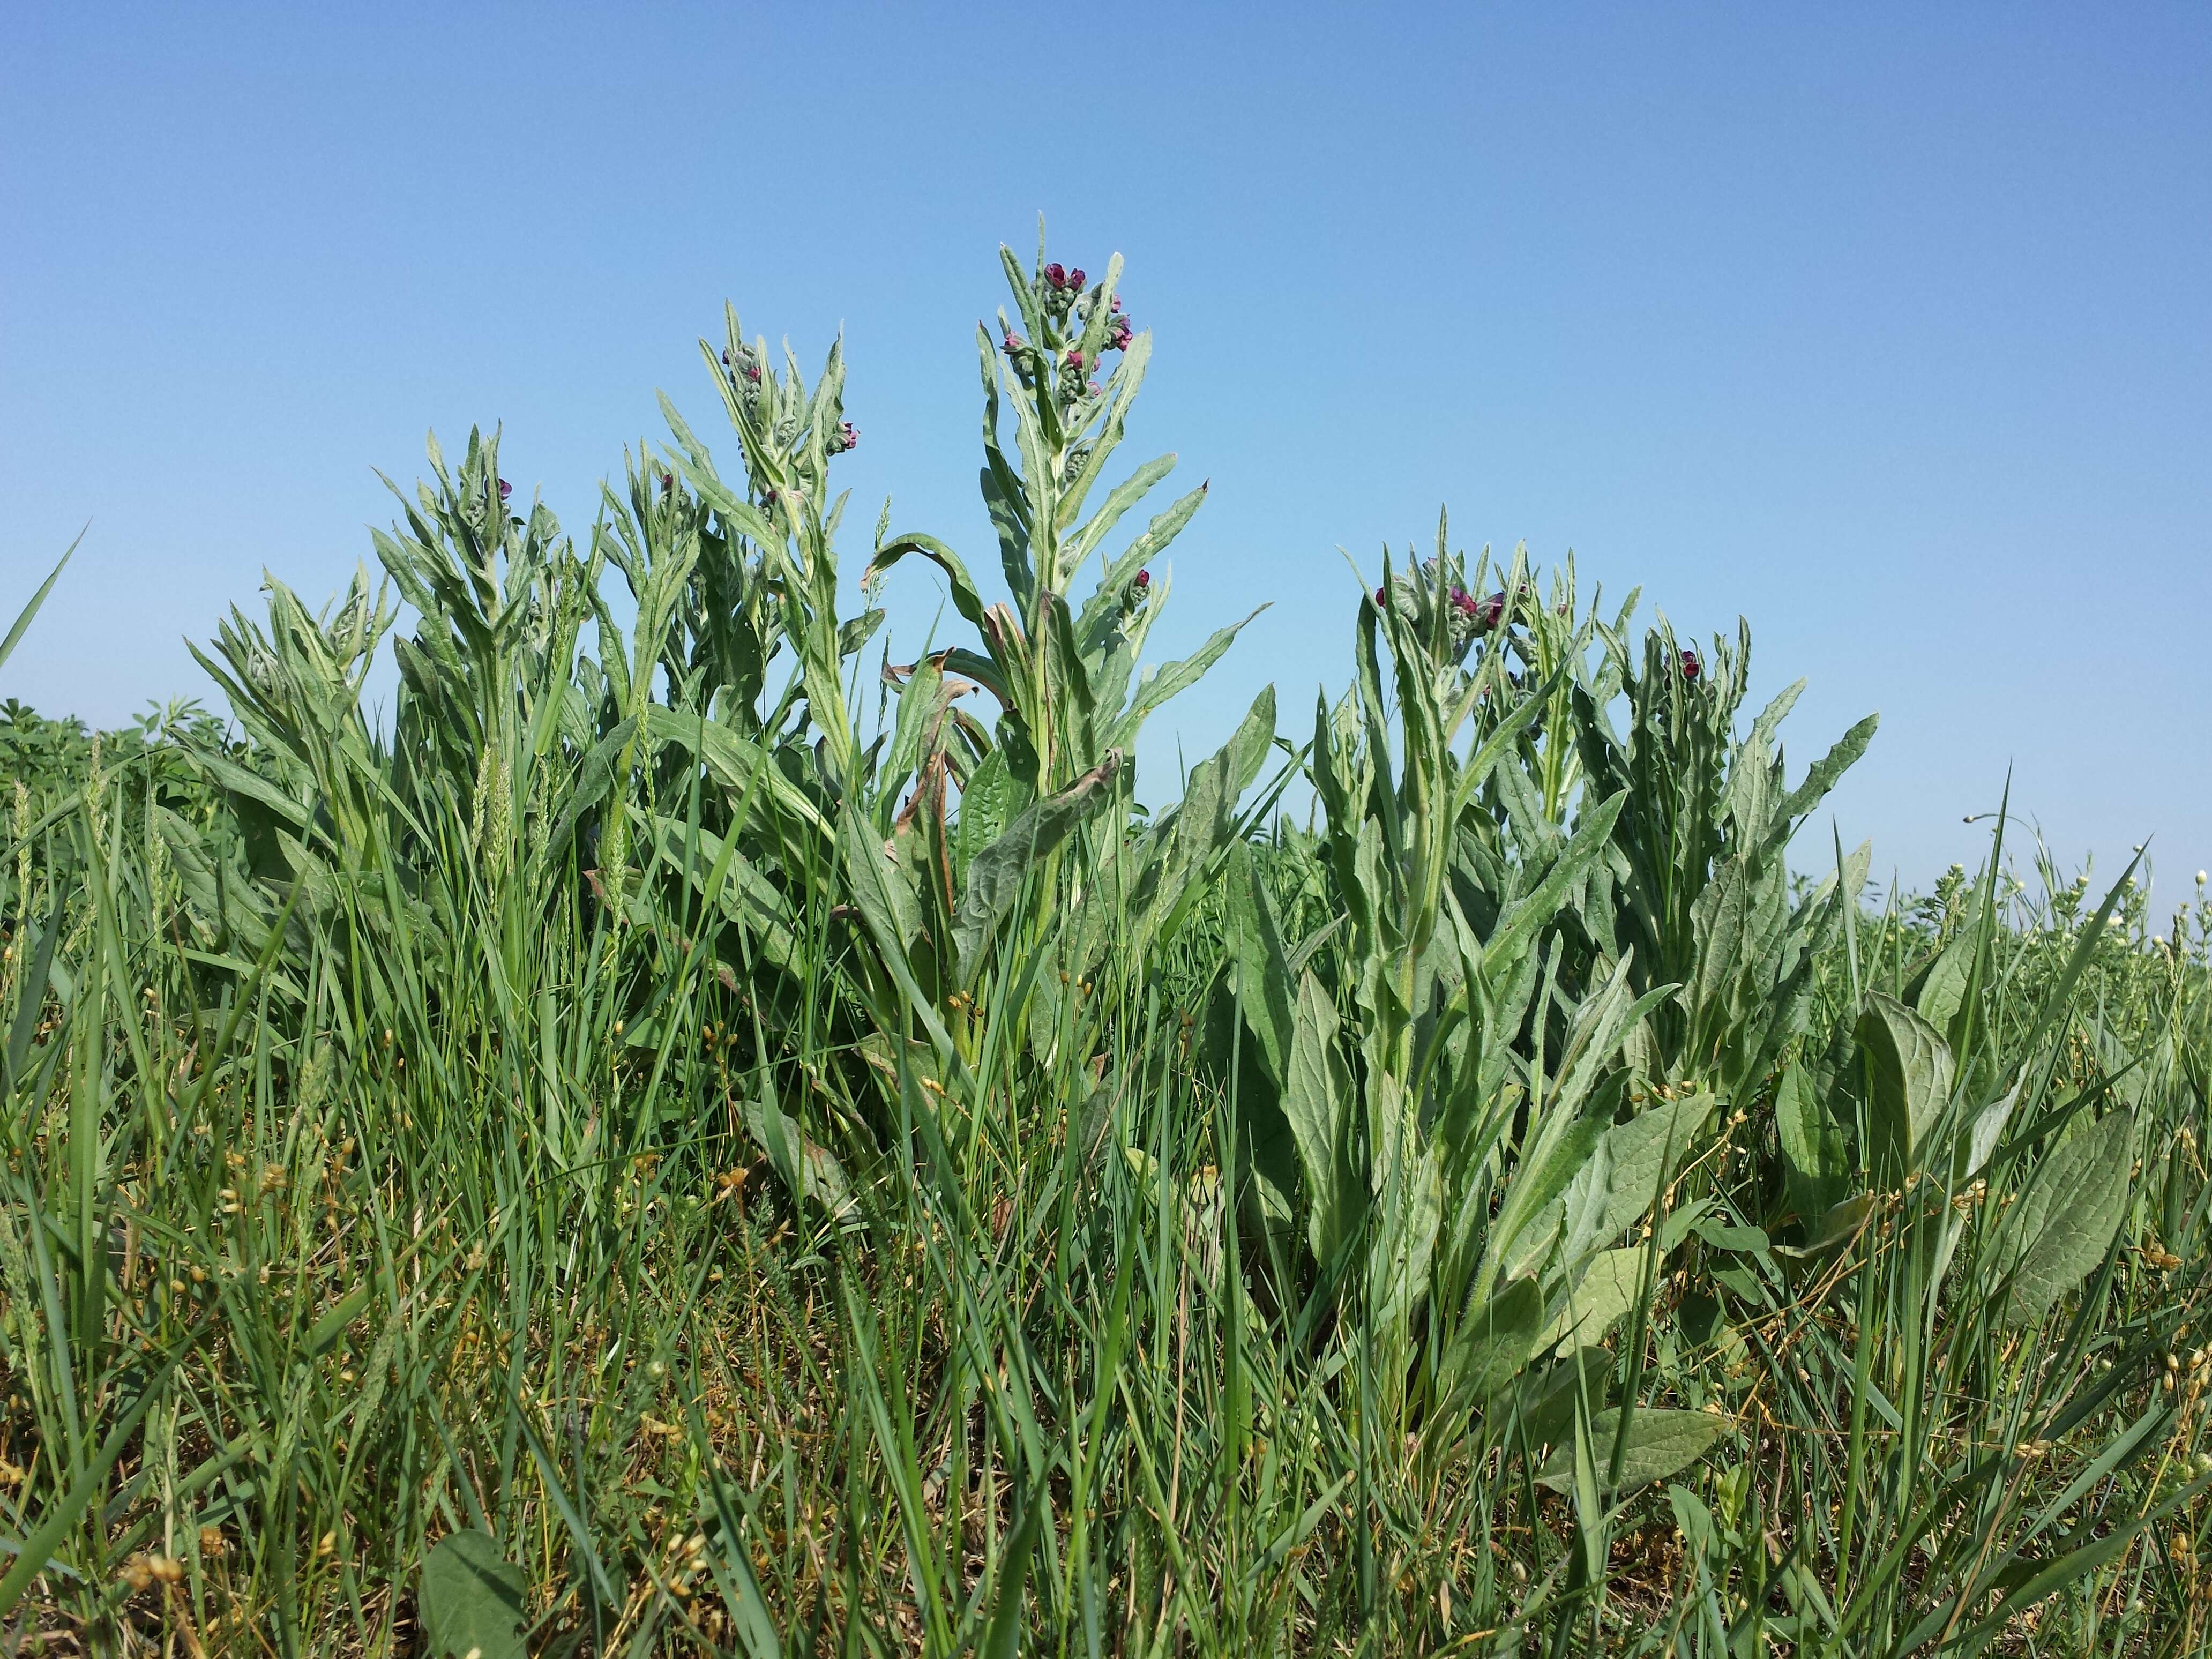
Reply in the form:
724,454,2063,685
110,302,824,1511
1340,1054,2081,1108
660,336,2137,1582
3,238,2210,1656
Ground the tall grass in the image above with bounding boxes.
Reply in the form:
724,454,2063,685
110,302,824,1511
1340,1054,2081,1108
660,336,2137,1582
3,240,2210,1656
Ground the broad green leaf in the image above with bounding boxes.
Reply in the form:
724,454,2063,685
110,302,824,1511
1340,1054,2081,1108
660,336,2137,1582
1857,992,1954,1185
1441,1277,1545,1408
544,714,640,858
1957,1078,2020,1184
745,1094,855,1220
952,751,1120,987
646,707,828,844
1775,1059,1850,1225
1538,1407,1730,1493
1538,1247,1647,1356
1561,1094,1710,1267
841,802,925,962
2001,1110,2134,1329
1493,1112,1609,1284
420,1530,528,1659
1773,1192,1878,1260
1669,1483,1721,1557
1690,857,1751,1020
1227,845,1295,1085
1913,928,1976,1036
1283,970,1357,1267
1480,791,1627,978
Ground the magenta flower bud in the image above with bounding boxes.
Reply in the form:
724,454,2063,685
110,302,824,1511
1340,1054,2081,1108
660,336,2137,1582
840,420,858,450
1134,569,1150,589
1003,330,1023,355
1680,648,1701,683
497,479,512,502
1375,586,1389,607
1448,585,1478,617
1068,267,1087,289
1108,317,1134,352
1044,262,1067,290
660,471,675,492
1065,348,1084,369
1110,294,1123,313
1477,592,1506,630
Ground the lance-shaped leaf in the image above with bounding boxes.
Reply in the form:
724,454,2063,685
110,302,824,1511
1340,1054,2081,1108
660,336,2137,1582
0,534,76,674
1076,480,1206,640
864,531,990,630
1108,607,1268,750
1775,712,1879,827
544,714,639,858
952,751,1120,988
645,707,828,845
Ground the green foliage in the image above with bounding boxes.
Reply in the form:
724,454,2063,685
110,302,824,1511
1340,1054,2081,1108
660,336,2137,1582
4,237,2211,1656
419,1530,528,1659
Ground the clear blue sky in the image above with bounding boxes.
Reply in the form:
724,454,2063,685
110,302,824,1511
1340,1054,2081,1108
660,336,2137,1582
4,4,2207,898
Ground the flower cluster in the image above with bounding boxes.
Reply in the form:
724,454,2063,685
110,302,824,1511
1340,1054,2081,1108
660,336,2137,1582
1121,565,1154,616
1004,258,1139,411
718,342,856,463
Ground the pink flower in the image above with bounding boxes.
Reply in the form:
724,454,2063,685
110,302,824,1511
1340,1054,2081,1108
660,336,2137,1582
1448,586,1478,617
1044,263,1067,290
1003,330,1024,355
1476,592,1506,630
1065,348,1085,369
1068,267,1087,289
839,421,858,451
1679,648,1701,683
660,472,675,492
497,479,512,502
1108,317,1134,352
1134,569,1150,589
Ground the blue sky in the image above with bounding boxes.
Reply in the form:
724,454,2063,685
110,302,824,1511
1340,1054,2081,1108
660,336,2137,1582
4,3,2207,898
